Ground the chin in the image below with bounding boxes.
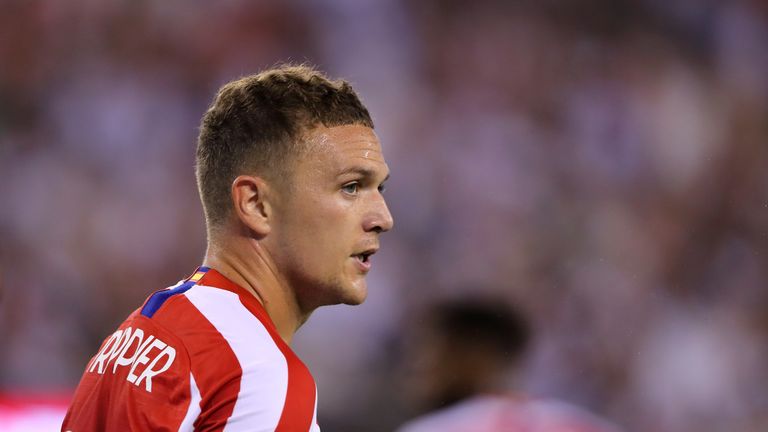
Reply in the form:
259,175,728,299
339,280,368,305
341,294,367,306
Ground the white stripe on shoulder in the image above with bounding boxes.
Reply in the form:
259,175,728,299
178,372,201,432
184,285,289,432
309,386,321,432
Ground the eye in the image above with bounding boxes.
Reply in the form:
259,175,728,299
378,183,387,193
342,182,360,195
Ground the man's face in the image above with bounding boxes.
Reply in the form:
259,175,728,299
268,124,393,311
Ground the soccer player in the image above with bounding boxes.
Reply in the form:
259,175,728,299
62,65,393,431
396,298,622,432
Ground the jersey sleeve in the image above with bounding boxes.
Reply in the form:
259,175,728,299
62,310,195,431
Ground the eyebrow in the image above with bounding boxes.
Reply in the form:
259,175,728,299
338,166,390,183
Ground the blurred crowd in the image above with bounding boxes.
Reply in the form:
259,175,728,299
1,0,767,431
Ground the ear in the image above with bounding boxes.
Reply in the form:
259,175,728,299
231,175,272,237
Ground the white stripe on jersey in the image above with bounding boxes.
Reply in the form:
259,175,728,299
184,285,289,432
178,373,202,432
309,387,321,432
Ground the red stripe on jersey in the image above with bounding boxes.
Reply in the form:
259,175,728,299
273,348,317,432
198,269,318,431
153,294,242,431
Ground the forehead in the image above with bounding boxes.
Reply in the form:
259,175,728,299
301,124,388,177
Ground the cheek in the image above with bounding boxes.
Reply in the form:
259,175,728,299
285,197,353,260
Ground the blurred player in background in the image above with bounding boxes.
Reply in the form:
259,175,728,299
397,297,621,432
62,64,393,431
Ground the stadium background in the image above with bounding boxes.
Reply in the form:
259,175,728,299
1,0,767,431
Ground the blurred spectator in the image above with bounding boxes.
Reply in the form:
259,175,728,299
397,297,621,432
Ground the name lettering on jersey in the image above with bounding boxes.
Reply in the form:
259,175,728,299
87,326,176,393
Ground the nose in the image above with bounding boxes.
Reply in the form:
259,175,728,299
364,194,394,234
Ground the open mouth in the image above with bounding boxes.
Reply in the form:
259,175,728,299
352,248,377,269
354,252,373,264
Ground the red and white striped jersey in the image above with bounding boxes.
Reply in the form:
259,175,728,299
397,394,622,432
62,267,320,432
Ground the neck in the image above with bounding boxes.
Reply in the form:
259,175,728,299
202,232,305,344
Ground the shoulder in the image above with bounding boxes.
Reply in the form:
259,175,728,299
397,396,523,432
526,398,623,432
151,283,284,366
64,306,195,430
66,276,319,431
397,395,623,432
149,283,319,430
141,283,288,400
84,305,191,389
